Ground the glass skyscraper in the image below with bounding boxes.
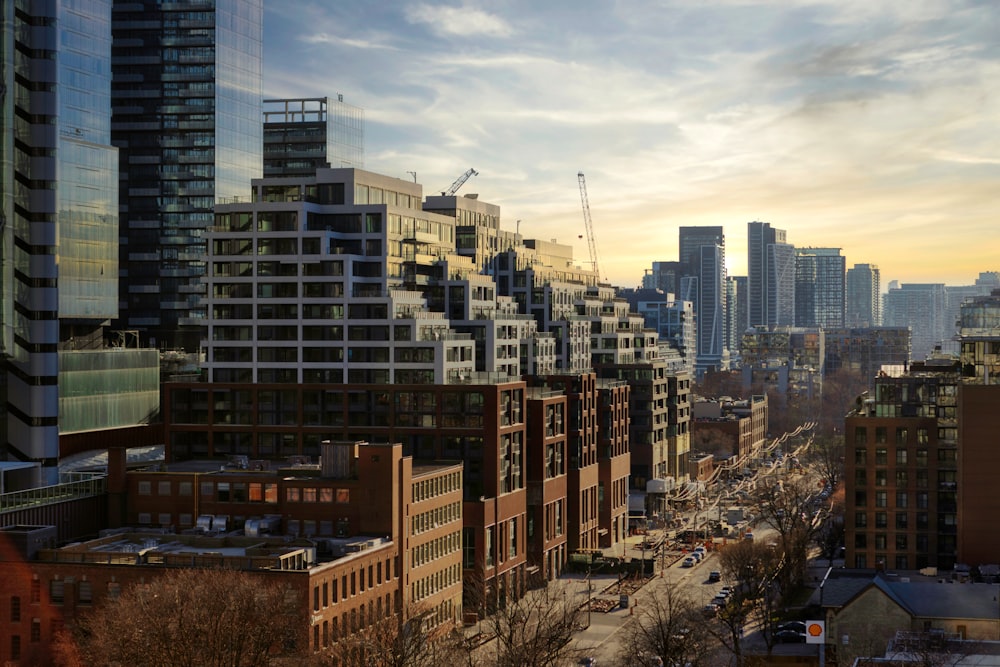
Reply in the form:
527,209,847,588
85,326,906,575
2,0,124,484
112,0,263,350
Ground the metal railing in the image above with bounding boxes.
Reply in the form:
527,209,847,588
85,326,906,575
0,475,107,514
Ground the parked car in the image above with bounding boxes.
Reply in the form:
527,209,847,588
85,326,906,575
774,629,807,643
682,557,696,568
701,604,718,617
778,621,807,634
708,570,722,583
719,585,732,597
711,594,728,607
690,551,703,562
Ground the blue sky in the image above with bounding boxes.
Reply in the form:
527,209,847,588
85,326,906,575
263,0,999,288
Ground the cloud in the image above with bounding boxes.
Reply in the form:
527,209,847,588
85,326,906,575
404,3,514,37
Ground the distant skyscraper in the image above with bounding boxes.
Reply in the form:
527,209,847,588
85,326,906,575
727,276,747,358
883,283,948,360
846,263,881,327
679,227,729,376
263,96,365,176
112,0,263,350
794,247,845,328
642,261,683,297
747,221,795,328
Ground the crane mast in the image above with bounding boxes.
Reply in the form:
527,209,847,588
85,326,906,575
577,172,601,281
442,168,479,196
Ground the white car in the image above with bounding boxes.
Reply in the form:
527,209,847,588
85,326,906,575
682,557,696,568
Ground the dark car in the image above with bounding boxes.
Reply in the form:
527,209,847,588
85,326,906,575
774,629,807,643
708,570,722,582
778,621,807,634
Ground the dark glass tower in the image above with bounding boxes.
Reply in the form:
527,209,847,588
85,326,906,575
112,0,262,350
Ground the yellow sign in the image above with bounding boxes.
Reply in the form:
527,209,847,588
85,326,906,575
805,620,825,644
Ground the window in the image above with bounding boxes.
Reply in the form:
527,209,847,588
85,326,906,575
896,450,908,465
855,448,866,465
875,512,887,528
875,491,887,508
896,513,908,529
896,428,908,445
10,596,20,622
875,470,888,487
895,471,908,486
31,619,40,643
855,534,867,548
895,534,908,550
50,580,64,605
855,491,867,507
875,427,887,444
875,448,888,465
854,427,867,445
855,513,867,528
138,481,151,495
896,492,908,508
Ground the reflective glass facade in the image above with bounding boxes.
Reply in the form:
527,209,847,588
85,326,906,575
58,0,118,319
113,0,263,350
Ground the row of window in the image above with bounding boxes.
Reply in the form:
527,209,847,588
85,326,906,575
411,501,461,536
311,558,394,612
411,563,461,602
853,511,955,529
311,591,400,652
413,471,461,503
854,469,956,487
411,530,462,569
855,490,933,508
854,447,957,465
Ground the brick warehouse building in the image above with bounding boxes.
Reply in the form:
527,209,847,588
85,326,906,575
0,442,463,663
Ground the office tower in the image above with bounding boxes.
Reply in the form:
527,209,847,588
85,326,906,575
642,260,683,296
263,96,364,177
794,247,845,328
846,263,882,327
679,226,729,376
747,221,795,328
2,0,158,487
112,0,263,351
883,283,948,361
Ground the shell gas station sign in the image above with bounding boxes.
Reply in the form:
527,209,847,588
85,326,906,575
805,620,825,644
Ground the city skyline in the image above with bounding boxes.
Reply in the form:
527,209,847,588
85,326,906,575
263,1,998,289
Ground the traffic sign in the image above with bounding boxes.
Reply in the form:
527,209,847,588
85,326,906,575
805,620,825,644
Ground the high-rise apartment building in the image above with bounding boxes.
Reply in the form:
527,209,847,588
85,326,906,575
679,226,729,376
794,247,845,328
846,263,881,327
883,283,949,361
727,275,747,359
112,0,263,351
845,289,1000,572
2,0,158,486
747,221,795,328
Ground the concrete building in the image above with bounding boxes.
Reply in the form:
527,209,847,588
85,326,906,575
112,0,264,351
727,275,748,361
846,263,882,328
620,288,697,378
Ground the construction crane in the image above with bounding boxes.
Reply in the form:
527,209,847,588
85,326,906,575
442,168,478,196
577,172,602,281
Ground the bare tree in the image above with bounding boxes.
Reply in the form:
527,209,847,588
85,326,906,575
622,579,708,667
807,434,845,492
483,582,585,667
320,607,466,667
753,474,822,591
715,539,784,659
65,568,302,667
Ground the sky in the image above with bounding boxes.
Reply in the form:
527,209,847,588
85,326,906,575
263,0,999,289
